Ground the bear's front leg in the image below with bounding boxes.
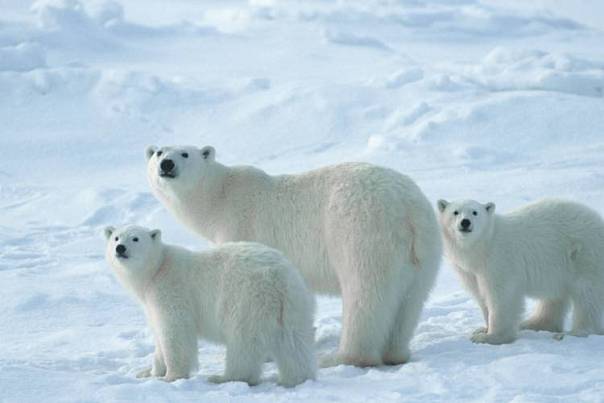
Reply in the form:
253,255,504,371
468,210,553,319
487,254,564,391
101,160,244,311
471,274,523,345
156,312,199,382
151,344,167,377
137,346,166,378
455,267,489,334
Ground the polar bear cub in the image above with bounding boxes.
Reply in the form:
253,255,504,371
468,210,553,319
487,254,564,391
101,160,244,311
145,145,442,367
104,225,316,386
438,198,604,344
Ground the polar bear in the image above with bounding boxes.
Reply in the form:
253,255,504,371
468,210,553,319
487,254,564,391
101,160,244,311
437,198,604,344
104,225,316,386
145,145,442,367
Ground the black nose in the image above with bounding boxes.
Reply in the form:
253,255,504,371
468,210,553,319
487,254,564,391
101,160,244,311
160,159,175,172
116,244,127,254
461,219,471,229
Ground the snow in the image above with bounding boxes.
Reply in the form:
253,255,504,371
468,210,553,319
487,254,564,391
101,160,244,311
1,0,604,401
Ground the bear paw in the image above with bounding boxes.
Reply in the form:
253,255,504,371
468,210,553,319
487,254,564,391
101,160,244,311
207,374,228,384
208,374,259,386
470,332,516,345
471,327,488,336
382,350,410,366
160,373,188,382
520,320,563,333
319,353,341,368
319,352,382,368
136,368,152,379
568,329,590,337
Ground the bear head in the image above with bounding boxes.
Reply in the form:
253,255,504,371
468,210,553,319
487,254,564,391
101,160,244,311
145,145,216,196
437,199,495,246
104,225,163,285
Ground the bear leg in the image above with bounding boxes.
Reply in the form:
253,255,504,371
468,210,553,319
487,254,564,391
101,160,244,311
382,279,426,365
471,277,523,345
520,298,569,333
569,282,603,336
157,316,198,382
331,273,404,367
214,340,264,386
272,329,316,387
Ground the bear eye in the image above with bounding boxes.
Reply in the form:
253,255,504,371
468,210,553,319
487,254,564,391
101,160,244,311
472,211,478,216
114,236,118,241
181,152,188,158
453,211,459,216
156,150,163,157
133,237,139,242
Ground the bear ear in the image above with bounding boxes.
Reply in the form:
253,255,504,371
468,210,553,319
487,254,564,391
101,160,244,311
485,202,496,214
146,146,157,161
104,226,116,240
437,199,449,213
150,229,161,241
200,145,215,161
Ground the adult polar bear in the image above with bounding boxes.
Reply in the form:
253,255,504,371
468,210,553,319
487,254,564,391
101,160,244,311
438,198,604,344
146,145,442,367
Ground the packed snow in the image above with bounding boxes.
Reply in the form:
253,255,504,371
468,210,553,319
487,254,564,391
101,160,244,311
1,0,604,401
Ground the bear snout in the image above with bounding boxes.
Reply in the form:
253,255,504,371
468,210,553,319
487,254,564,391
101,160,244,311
159,159,177,178
116,244,128,258
459,218,472,232
160,159,175,172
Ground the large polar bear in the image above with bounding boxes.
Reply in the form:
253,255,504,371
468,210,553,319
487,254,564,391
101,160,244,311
104,225,316,386
437,198,604,344
145,145,442,367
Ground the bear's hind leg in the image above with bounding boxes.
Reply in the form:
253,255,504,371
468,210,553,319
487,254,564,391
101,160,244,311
569,282,603,337
210,340,264,386
326,270,403,367
382,282,425,365
520,298,569,333
272,329,317,387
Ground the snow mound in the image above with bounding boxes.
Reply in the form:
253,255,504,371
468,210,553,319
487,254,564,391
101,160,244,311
0,42,46,72
323,29,390,51
32,0,124,31
248,0,583,39
470,48,604,97
30,0,217,51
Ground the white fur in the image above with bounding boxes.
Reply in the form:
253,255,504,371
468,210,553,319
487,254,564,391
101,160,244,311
104,225,316,386
438,198,604,344
146,145,442,367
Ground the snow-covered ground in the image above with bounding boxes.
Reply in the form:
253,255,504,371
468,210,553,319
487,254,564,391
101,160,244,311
1,0,604,401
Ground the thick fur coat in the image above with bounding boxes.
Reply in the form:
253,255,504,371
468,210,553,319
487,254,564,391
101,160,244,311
146,145,442,367
104,225,316,386
438,198,604,344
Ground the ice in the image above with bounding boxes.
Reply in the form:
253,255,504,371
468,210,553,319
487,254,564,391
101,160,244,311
1,0,604,401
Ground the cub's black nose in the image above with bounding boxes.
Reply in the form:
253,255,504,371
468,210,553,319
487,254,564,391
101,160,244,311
460,219,471,229
160,159,175,172
116,244,127,254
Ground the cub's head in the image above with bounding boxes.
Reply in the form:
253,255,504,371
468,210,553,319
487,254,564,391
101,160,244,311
437,199,495,245
104,225,163,276
145,145,216,195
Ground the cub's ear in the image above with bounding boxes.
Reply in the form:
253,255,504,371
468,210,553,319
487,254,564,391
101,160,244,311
485,202,496,214
104,226,116,240
150,229,162,241
200,145,215,161
146,146,157,161
437,199,449,213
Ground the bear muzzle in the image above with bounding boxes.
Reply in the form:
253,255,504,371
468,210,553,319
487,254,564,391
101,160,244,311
116,244,129,259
